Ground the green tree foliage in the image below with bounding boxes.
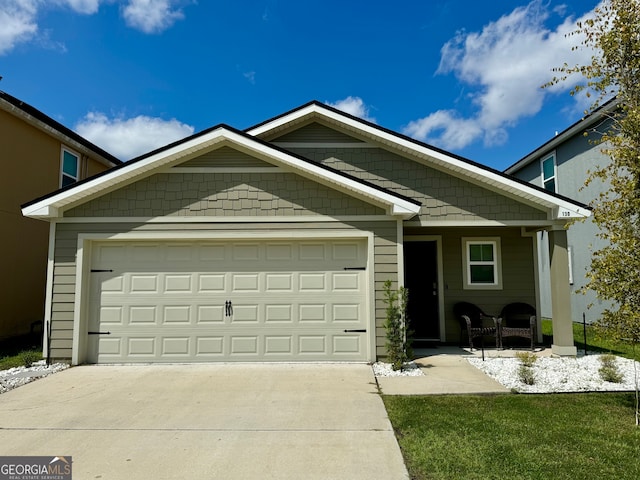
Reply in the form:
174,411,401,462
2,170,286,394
549,0,640,344
383,280,412,371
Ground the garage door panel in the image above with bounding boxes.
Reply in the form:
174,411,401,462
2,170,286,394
196,337,224,356
332,304,360,322
100,306,124,325
130,275,159,293
265,305,293,323
165,274,192,293
129,306,157,324
265,273,293,292
333,272,360,291
162,305,191,324
231,336,259,354
197,305,224,323
333,335,361,354
299,335,326,354
299,273,326,291
89,239,369,363
162,337,190,355
128,337,156,356
232,274,259,291
231,305,259,322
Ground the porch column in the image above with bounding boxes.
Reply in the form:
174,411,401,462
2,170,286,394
548,228,577,356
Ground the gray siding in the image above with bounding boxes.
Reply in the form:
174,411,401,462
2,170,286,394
49,221,399,362
176,146,278,169
65,172,384,218
288,147,547,222
405,226,536,343
511,127,613,324
272,122,366,143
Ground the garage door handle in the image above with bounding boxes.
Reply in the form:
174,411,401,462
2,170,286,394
225,301,233,317
343,329,366,333
88,331,111,335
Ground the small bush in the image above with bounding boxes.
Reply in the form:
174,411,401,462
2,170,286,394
518,365,536,385
516,351,537,367
383,280,412,371
598,354,623,383
19,350,42,368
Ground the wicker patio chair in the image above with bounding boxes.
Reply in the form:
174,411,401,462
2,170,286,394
453,302,501,350
499,302,536,350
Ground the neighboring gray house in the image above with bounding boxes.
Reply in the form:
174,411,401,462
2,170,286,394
505,101,616,325
22,101,589,364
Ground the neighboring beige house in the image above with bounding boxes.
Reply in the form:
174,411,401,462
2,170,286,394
1,91,122,340
22,101,589,364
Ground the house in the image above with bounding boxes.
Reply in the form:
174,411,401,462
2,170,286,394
505,101,616,326
0,91,122,340
21,101,590,364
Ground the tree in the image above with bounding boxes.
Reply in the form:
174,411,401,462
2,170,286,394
549,0,640,345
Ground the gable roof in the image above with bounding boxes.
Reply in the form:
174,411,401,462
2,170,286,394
504,97,618,175
21,123,421,220
0,90,122,168
246,101,590,220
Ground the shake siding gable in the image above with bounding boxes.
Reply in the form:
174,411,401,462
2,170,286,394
64,172,385,218
288,147,547,222
270,122,367,143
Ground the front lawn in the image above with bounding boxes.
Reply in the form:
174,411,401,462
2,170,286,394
541,319,640,362
384,393,640,480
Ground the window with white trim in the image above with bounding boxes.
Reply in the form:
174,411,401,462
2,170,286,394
541,153,557,193
61,147,79,187
462,238,502,289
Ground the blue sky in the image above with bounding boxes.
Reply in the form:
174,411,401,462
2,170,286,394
0,0,602,170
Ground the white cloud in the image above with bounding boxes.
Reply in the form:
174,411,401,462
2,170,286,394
56,0,103,15
75,112,195,160
327,96,376,124
0,0,187,55
0,1,38,55
404,0,600,151
121,0,185,34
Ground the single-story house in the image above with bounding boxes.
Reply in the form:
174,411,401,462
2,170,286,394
22,101,590,364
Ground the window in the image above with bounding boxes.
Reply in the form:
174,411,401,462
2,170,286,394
61,148,79,187
462,238,502,289
541,153,556,193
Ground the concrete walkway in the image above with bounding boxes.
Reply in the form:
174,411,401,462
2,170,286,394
376,346,551,395
0,364,409,480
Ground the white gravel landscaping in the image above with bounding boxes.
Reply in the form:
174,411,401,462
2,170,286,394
468,354,640,393
0,360,69,394
372,361,424,377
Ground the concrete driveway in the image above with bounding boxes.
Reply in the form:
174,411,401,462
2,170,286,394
0,364,408,479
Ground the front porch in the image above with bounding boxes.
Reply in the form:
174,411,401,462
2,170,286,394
401,226,576,357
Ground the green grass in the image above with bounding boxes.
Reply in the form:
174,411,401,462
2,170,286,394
384,393,640,480
541,319,640,362
0,334,43,370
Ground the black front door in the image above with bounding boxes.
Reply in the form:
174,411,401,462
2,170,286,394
404,241,439,340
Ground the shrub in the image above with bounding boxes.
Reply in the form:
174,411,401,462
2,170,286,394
383,280,412,371
516,351,537,385
518,365,536,385
19,350,42,368
598,354,624,383
516,351,537,367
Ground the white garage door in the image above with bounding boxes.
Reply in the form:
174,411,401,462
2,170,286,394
87,239,369,363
